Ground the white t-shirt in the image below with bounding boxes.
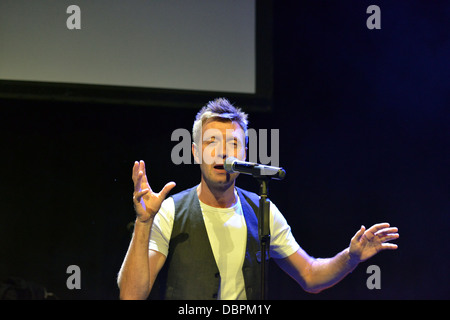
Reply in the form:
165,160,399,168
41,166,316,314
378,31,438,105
149,189,300,300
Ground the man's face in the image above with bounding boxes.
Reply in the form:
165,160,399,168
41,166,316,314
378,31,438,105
192,120,246,189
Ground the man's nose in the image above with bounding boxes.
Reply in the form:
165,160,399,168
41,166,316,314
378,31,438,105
216,142,229,160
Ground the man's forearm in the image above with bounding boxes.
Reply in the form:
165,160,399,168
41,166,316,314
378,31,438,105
117,219,153,300
306,248,359,293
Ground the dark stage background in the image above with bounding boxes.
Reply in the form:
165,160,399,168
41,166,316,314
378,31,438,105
1,1,449,299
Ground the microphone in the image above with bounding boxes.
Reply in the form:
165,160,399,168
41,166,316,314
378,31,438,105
224,157,286,180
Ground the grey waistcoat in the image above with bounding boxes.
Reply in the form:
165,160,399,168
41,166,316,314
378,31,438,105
150,185,262,300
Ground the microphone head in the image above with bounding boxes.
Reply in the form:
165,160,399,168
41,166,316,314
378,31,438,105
224,157,237,173
276,168,286,180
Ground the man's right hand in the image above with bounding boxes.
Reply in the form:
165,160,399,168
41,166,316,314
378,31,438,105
132,160,176,223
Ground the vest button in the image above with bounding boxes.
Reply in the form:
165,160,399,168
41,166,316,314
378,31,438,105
212,293,218,299
215,272,220,278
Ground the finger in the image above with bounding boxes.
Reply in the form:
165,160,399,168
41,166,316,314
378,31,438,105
133,188,149,203
378,233,400,243
380,243,398,250
367,223,390,234
139,160,152,192
134,170,145,193
352,225,366,243
374,227,398,236
141,170,150,189
139,160,146,176
132,161,139,182
159,182,176,200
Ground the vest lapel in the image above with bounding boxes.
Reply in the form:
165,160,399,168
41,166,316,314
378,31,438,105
236,187,263,300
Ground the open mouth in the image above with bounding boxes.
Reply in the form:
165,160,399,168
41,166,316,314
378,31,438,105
214,164,225,170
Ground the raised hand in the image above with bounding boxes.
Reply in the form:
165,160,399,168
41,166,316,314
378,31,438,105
132,160,176,223
349,223,399,263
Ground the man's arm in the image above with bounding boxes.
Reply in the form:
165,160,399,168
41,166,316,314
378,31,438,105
275,223,399,293
117,219,167,299
117,160,175,300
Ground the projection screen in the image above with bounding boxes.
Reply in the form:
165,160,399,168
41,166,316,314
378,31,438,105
0,0,273,110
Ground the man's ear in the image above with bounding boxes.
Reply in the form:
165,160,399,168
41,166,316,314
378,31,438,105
192,142,200,164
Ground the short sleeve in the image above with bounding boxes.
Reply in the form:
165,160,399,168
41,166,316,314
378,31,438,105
148,197,175,257
269,202,300,259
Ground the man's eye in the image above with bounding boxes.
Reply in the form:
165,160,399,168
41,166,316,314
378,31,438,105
227,141,239,148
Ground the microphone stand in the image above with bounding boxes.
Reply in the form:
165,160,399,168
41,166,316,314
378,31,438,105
225,157,286,300
256,175,271,300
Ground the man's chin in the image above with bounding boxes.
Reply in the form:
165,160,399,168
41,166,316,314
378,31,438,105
202,173,236,190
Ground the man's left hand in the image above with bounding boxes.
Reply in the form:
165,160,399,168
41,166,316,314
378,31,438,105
349,223,399,263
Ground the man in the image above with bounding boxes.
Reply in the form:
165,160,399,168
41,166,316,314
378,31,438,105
117,98,399,300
